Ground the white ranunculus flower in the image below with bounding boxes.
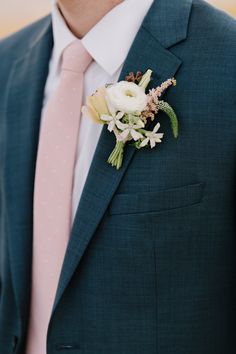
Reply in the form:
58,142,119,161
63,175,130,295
106,81,148,114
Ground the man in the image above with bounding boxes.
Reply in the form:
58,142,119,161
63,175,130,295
0,0,235,353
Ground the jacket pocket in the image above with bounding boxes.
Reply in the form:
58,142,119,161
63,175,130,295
109,182,205,216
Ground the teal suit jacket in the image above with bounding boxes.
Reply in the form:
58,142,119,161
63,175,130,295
0,0,236,353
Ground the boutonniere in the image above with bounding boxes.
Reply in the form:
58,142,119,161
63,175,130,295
82,69,178,169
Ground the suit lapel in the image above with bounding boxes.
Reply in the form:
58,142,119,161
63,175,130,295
4,17,53,330
53,0,193,311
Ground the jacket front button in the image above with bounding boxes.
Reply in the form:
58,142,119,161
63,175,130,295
12,336,18,352
55,343,80,351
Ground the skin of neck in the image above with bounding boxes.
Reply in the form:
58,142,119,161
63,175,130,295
57,0,124,38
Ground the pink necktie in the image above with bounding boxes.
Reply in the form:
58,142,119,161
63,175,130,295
25,40,92,354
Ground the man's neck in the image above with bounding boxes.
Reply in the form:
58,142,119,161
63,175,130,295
57,0,124,38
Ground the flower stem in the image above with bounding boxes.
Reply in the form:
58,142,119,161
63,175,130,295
108,141,125,170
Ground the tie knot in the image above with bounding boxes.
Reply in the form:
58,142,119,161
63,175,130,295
61,40,92,74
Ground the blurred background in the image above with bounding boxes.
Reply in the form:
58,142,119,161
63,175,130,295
0,0,236,38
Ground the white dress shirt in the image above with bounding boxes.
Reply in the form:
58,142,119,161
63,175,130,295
44,0,154,220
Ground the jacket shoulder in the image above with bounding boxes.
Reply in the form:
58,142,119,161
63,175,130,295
0,15,51,61
191,0,236,44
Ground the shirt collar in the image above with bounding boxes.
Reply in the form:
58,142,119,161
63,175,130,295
51,0,154,76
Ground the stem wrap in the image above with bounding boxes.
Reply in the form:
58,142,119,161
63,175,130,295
107,141,125,170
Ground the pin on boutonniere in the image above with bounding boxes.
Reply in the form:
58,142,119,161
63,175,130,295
82,69,178,169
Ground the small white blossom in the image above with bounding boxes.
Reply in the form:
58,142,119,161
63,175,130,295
140,123,164,148
117,119,144,142
101,111,124,132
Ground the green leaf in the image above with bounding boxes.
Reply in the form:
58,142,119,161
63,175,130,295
158,100,179,138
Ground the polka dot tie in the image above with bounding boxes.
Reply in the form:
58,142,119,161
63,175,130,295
25,40,92,354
